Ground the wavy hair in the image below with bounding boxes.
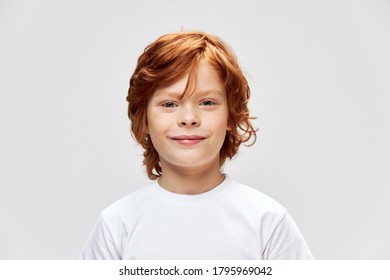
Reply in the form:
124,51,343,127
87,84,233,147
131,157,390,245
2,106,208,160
127,31,256,179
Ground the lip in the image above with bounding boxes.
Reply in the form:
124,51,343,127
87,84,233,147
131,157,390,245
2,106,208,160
171,135,206,145
171,135,205,140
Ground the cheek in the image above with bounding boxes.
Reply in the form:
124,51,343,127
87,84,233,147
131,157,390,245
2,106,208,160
147,116,170,137
211,110,230,128
145,107,160,135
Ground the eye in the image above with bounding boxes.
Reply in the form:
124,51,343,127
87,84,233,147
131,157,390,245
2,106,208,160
200,100,216,106
161,101,178,108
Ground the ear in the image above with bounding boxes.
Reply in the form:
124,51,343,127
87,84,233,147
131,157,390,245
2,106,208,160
226,120,232,131
144,117,149,134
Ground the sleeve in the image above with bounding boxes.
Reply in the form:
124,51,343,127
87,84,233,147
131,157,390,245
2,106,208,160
79,214,122,260
262,212,314,260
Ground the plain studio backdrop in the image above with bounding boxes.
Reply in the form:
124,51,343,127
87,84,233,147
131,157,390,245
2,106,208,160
1,0,389,259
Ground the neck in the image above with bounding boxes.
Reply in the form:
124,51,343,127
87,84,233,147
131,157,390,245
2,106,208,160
157,160,225,195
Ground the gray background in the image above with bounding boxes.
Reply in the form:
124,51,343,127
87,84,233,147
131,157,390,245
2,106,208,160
1,0,389,259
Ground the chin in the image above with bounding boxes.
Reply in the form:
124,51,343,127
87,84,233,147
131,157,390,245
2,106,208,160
173,158,219,169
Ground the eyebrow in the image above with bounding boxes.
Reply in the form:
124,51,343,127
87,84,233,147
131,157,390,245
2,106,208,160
154,89,224,98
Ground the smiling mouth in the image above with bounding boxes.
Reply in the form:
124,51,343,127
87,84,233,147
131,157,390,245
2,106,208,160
171,135,205,140
171,135,206,144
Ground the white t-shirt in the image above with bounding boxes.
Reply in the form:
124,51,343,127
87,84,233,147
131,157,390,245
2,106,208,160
80,175,313,259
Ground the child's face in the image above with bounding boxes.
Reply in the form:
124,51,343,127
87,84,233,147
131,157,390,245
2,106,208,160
146,59,230,172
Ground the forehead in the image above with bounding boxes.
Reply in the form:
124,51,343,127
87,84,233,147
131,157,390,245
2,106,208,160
154,59,225,98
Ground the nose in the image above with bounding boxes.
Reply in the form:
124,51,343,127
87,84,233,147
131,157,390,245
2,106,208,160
178,106,200,127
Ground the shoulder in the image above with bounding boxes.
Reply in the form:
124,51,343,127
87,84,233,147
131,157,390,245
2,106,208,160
225,176,286,215
100,184,153,222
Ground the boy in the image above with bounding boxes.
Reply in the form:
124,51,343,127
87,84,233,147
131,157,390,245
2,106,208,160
80,31,314,259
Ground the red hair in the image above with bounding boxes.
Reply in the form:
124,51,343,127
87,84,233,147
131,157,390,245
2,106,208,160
127,31,256,179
